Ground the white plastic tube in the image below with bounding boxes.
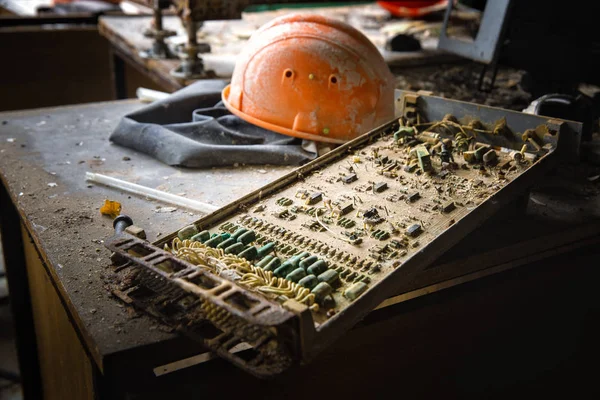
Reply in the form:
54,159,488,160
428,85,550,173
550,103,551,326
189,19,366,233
86,172,219,214
136,87,170,103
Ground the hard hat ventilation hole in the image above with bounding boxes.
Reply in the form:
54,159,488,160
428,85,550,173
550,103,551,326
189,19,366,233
328,75,339,89
284,69,293,78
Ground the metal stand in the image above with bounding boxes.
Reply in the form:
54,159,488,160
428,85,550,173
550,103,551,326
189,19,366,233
170,20,211,79
477,59,500,93
139,0,176,60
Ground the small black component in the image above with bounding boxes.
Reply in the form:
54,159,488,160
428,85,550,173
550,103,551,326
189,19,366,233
375,155,389,165
374,182,388,193
406,224,422,237
442,201,456,213
440,143,454,163
363,207,379,219
408,192,421,202
339,203,354,216
307,192,323,205
342,173,358,184
404,164,417,173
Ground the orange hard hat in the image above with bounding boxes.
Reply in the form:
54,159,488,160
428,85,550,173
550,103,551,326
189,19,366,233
222,13,396,144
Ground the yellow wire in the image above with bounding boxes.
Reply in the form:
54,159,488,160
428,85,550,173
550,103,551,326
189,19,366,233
166,238,317,310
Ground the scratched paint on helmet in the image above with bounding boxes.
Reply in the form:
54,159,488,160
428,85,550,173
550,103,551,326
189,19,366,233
222,13,395,143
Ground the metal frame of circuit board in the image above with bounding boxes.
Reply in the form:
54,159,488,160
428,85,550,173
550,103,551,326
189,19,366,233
105,92,582,375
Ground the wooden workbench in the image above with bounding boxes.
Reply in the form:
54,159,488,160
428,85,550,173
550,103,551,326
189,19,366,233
98,5,459,96
1,100,599,399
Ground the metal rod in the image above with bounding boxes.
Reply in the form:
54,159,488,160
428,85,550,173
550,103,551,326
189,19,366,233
153,0,163,31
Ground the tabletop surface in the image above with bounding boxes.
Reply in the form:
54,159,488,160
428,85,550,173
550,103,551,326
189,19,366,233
0,100,293,371
1,99,599,377
0,0,51,15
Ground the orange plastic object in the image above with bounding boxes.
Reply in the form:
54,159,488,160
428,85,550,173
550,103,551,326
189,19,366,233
377,1,448,18
222,14,396,144
100,199,122,218
53,0,120,4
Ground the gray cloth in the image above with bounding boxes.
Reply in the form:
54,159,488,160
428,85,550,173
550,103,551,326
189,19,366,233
110,80,318,168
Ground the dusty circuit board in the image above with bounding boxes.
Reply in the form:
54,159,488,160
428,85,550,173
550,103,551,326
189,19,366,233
105,93,580,377
163,121,537,325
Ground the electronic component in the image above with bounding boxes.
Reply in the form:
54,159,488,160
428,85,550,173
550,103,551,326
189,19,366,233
178,225,199,240
106,98,566,379
374,182,388,193
404,163,417,173
337,217,355,228
337,203,354,216
276,197,294,206
312,282,333,303
371,229,390,240
191,230,210,242
298,274,319,290
307,192,323,205
318,269,339,286
407,192,421,202
414,145,432,172
406,224,422,237
442,201,456,213
342,173,358,184
363,207,379,219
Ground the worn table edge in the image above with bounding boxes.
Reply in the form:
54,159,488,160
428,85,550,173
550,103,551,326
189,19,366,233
0,170,108,372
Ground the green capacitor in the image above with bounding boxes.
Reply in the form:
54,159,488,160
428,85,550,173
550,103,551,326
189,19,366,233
237,230,256,245
318,270,339,286
216,237,237,249
311,282,333,303
344,282,368,300
238,246,258,261
224,242,245,255
298,255,319,270
274,251,310,277
231,227,249,240
286,268,306,283
263,257,281,272
474,145,488,161
289,252,309,267
256,255,274,268
204,233,226,247
190,230,210,243
274,262,296,278
298,275,318,290
257,242,275,258
307,260,328,276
